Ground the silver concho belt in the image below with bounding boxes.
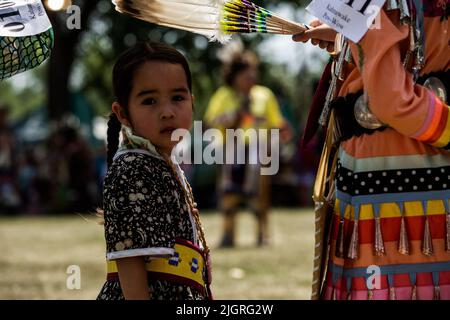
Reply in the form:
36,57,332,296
354,77,448,130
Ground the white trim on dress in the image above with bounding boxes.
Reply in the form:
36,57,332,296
106,247,174,260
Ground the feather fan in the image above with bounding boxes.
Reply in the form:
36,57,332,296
112,0,308,43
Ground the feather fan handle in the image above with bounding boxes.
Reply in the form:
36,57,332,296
112,0,307,43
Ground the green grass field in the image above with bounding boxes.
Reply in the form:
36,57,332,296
0,208,314,300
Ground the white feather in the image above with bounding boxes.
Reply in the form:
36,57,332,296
113,0,231,43
112,0,307,43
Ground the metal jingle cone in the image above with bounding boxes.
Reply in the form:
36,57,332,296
354,95,386,130
331,286,338,300
398,215,410,255
411,285,417,300
387,0,410,20
434,285,441,300
424,77,447,104
389,286,396,300
422,217,434,256
367,289,374,300
374,217,386,256
335,218,345,258
347,220,359,259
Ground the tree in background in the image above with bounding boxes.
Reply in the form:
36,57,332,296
46,0,98,122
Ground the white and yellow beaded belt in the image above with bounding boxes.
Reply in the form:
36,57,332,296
106,238,207,296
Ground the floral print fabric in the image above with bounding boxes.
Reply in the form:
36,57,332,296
97,151,205,300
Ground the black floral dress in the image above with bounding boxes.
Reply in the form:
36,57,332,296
97,150,206,300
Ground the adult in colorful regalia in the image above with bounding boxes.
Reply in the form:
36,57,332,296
294,0,450,300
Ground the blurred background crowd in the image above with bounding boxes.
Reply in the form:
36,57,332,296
0,101,322,215
0,107,105,214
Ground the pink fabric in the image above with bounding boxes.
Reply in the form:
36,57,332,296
440,285,450,300
395,287,412,300
352,290,368,300
417,286,434,300
322,284,450,300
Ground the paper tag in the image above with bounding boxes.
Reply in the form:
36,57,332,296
306,0,387,43
0,0,52,37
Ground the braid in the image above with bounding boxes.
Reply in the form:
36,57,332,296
160,153,210,257
181,177,210,257
107,112,121,168
186,180,210,258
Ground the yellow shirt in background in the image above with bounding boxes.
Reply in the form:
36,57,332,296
204,85,285,144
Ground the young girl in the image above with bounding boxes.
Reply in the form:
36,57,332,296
97,41,212,300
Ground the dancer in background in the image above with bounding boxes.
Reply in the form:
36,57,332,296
205,47,292,247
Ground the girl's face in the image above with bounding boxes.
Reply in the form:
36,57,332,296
114,61,193,156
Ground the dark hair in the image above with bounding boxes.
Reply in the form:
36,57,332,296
106,41,193,167
223,51,259,87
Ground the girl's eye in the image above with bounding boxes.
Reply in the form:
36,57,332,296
142,98,156,105
173,95,186,102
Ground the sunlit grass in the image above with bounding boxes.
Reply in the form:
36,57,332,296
0,208,314,300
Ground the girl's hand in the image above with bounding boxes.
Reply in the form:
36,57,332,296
292,19,337,53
